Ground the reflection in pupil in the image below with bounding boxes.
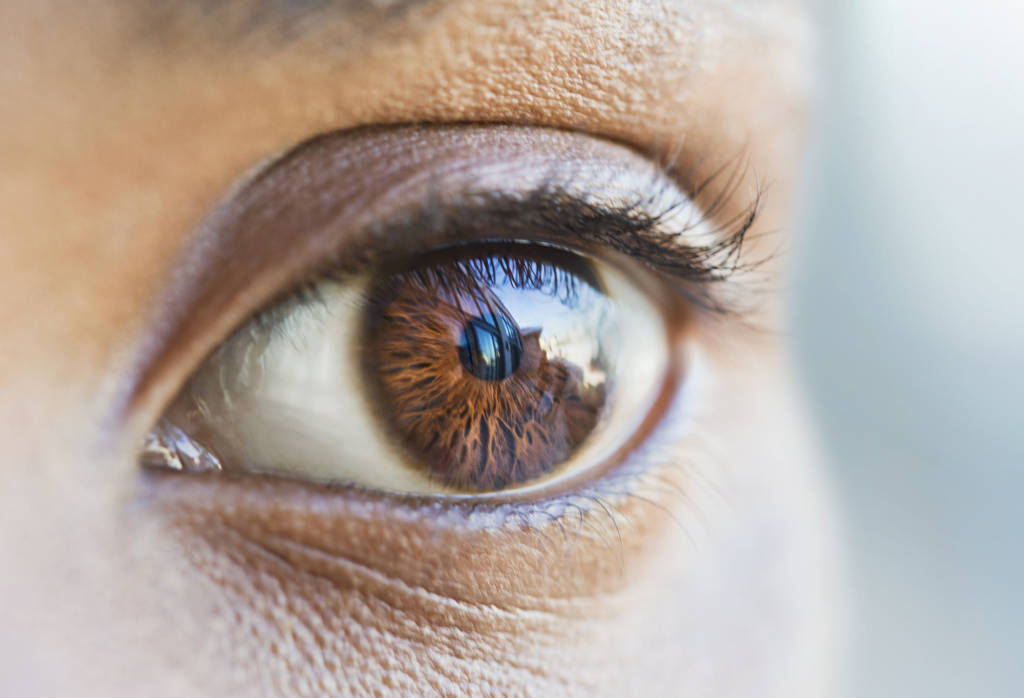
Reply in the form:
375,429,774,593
457,311,523,381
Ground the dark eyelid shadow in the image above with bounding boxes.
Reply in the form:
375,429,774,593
109,123,762,449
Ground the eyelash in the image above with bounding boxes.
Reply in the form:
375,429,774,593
271,170,764,333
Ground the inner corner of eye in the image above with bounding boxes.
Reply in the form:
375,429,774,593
141,241,673,498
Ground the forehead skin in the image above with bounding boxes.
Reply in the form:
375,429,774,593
0,1,835,696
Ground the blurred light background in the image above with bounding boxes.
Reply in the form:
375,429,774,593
791,1,1024,696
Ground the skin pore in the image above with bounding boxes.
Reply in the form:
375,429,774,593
0,1,837,696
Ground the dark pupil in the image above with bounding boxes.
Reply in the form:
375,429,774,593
457,311,523,381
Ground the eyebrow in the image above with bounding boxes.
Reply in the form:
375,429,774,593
136,0,437,48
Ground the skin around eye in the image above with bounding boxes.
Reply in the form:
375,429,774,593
144,241,672,496
0,1,840,696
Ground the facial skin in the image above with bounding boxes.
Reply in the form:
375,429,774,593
0,1,837,696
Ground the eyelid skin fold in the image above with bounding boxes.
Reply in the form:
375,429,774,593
118,124,752,444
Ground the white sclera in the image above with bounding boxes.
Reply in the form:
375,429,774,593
150,254,669,496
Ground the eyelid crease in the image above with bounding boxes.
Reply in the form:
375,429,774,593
280,170,766,326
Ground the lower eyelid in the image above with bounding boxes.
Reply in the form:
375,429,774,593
130,354,713,662
144,340,705,533
142,433,694,608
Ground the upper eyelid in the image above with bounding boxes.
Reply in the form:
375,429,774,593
112,123,760,437
353,181,763,308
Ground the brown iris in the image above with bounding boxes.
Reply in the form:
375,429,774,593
363,245,615,492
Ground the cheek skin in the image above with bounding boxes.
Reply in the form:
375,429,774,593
118,339,836,697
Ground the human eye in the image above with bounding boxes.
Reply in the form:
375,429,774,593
135,124,756,504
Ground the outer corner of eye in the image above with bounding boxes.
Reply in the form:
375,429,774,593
141,237,679,501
